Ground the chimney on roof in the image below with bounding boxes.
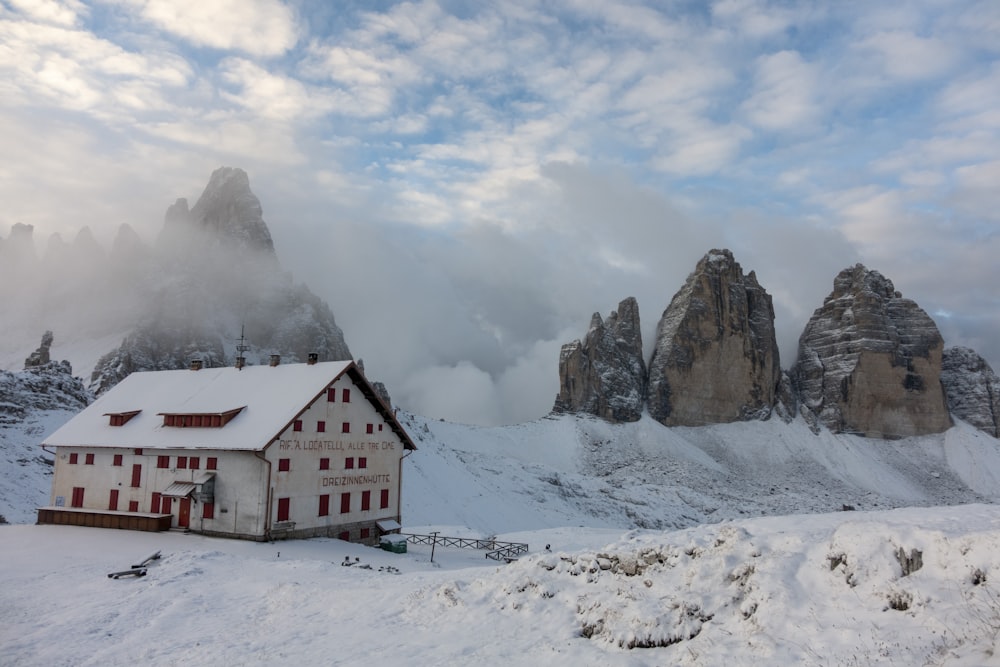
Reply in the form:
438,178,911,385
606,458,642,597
190,359,203,371
235,356,246,370
269,354,281,367
307,353,318,365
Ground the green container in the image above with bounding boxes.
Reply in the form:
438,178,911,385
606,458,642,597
380,536,407,553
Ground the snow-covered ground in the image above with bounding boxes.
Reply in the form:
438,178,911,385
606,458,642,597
4,398,1000,664
4,506,1000,665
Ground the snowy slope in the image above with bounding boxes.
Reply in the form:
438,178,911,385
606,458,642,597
4,506,1000,665
401,411,1000,534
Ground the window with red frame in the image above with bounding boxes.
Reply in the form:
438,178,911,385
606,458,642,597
339,531,350,541
71,487,84,507
360,527,370,539
190,456,200,469
278,458,290,472
342,388,351,403
206,457,217,470
151,492,161,513
202,503,214,519
361,490,371,511
318,494,330,517
317,421,326,433
68,452,78,464
319,458,330,470
359,457,367,469
112,454,123,466
366,423,374,434
380,489,390,509
340,492,350,514
277,497,290,522
327,387,336,402
108,489,119,511
345,457,354,469
157,455,169,469
177,456,187,469
85,453,94,465
128,500,139,512
342,422,350,433
293,420,303,432
130,464,141,487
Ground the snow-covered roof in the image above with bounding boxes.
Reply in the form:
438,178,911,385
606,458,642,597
43,361,414,451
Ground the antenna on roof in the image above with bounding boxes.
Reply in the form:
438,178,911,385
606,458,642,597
235,324,250,370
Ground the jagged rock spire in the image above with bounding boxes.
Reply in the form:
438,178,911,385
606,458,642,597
553,297,646,422
646,249,780,426
791,264,951,438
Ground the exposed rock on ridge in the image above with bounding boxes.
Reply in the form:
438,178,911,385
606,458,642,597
553,297,645,422
941,347,1000,437
791,265,951,438
647,249,780,426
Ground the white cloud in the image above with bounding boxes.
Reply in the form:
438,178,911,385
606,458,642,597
855,30,958,82
742,50,821,132
7,0,86,27
121,0,298,56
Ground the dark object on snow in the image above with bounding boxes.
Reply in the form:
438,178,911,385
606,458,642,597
131,550,161,569
108,568,147,579
841,505,856,512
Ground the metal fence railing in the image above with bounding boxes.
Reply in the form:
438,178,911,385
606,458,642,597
401,533,529,562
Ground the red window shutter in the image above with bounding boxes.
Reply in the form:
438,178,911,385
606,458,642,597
360,527,370,539
162,497,172,514
380,489,390,509
366,423,374,434
157,455,169,469
342,388,351,403
361,490,371,511
203,503,214,519
277,497,290,522
85,453,95,465
206,457,218,470
134,448,142,455
359,457,367,469
130,464,142,487
71,487,85,508
108,489,119,511
293,420,303,432
113,454,123,466
378,424,383,432
190,457,200,470
151,492,161,513
319,494,330,516
319,458,330,470
177,456,187,469
339,531,350,541
278,458,290,472
327,387,336,402
68,453,78,464
317,421,326,433
340,492,350,514
128,500,139,512
342,422,350,433
345,457,354,470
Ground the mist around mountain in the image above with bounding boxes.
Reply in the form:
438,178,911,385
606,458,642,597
0,167,351,393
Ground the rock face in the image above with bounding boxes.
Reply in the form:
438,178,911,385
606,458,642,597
792,265,951,438
553,297,646,422
24,331,53,368
158,167,276,257
941,347,1000,437
646,249,780,426
89,167,352,393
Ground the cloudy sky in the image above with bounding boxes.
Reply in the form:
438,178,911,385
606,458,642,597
2,0,998,425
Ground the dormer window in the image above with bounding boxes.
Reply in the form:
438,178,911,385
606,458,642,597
159,407,244,428
106,410,141,427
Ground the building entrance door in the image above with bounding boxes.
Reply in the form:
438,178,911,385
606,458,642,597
179,497,191,528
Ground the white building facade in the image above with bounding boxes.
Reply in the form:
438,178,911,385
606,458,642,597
40,360,415,543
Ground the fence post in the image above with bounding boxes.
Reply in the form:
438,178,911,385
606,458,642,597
430,531,439,563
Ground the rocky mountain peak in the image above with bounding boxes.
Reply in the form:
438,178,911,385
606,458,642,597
158,167,275,257
553,296,645,422
646,248,780,426
792,264,951,438
941,347,1000,437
